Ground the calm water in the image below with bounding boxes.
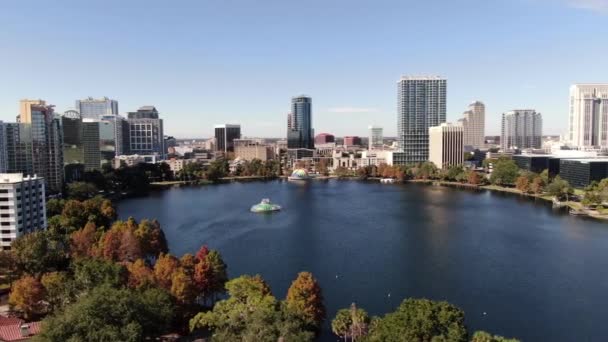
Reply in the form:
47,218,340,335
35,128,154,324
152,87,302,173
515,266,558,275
118,180,608,341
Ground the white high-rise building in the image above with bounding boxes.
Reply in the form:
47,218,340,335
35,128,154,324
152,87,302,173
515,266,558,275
368,125,383,150
429,123,464,169
568,84,608,148
458,101,485,150
0,174,46,250
501,110,542,150
395,76,447,164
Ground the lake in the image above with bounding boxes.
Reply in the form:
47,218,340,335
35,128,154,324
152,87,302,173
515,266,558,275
118,180,608,341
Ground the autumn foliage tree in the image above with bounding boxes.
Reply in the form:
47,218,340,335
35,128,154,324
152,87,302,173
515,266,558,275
9,275,46,319
69,221,98,259
515,176,530,193
127,259,155,289
467,170,481,185
285,271,326,329
154,253,180,290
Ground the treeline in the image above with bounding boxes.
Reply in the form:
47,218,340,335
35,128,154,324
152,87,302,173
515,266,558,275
331,300,519,342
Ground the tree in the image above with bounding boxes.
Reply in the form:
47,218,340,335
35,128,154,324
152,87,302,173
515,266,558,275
127,259,155,289
471,331,520,342
467,170,481,185
540,169,550,185
9,275,46,320
490,158,519,186
41,272,70,312
417,162,438,180
285,272,326,329
365,298,467,342
331,303,370,341
67,182,99,201
11,231,67,276
154,253,180,290
446,165,464,182
46,199,65,217
189,275,313,341
72,258,127,293
134,219,168,258
530,176,544,194
69,221,98,259
515,176,530,193
36,286,174,342
170,267,198,304
546,176,573,201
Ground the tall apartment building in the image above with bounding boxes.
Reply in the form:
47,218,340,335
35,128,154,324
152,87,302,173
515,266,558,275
128,106,165,158
0,174,46,250
75,96,118,120
287,96,314,149
395,76,446,164
9,100,64,193
0,122,7,173
82,119,102,171
458,101,485,150
100,115,130,156
215,124,241,153
368,125,383,150
429,123,464,169
501,110,543,150
568,84,608,148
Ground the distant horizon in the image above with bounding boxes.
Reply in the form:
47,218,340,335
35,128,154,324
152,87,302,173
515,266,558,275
1,0,607,138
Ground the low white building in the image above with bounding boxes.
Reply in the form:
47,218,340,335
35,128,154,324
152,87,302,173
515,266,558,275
0,174,47,250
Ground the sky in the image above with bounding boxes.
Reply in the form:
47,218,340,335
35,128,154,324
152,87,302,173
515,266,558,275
0,0,607,138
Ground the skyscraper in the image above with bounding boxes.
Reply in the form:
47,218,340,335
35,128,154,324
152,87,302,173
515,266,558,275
82,119,102,171
395,76,446,164
287,96,314,149
14,99,63,193
458,101,485,150
368,125,383,150
214,124,241,153
568,84,608,148
0,121,7,173
501,110,542,150
127,106,165,158
76,97,119,120
429,123,464,169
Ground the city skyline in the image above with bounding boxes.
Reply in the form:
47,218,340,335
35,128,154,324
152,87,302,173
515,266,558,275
1,0,608,138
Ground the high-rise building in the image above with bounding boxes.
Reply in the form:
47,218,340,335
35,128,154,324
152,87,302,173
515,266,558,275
214,124,241,153
429,123,464,169
127,106,165,158
0,174,46,250
0,122,7,173
99,115,130,159
395,76,446,164
75,97,118,120
568,84,608,148
82,119,102,171
368,126,383,150
13,100,63,193
315,133,335,145
501,110,542,150
458,101,485,150
287,96,314,149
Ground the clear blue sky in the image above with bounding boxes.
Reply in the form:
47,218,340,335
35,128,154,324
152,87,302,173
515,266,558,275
1,0,607,138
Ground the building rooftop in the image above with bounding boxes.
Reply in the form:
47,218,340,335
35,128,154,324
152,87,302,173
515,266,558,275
214,124,241,128
561,158,608,163
0,174,42,183
399,75,445,81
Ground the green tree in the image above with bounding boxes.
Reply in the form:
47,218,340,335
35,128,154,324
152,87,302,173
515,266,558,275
490,158,519,186
34,286,174,342
41,272,70,312
417,162,438,180
471,331,520,342
66,182,99,200
331,303,370,341
11,231,68,276
46,199,65,217
285,272,326,329
190,274,313,341
72,258,127,293
365,298,467,342
546,176,573,201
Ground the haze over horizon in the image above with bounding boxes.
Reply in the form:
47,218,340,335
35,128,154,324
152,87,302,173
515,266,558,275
1,0,607,138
